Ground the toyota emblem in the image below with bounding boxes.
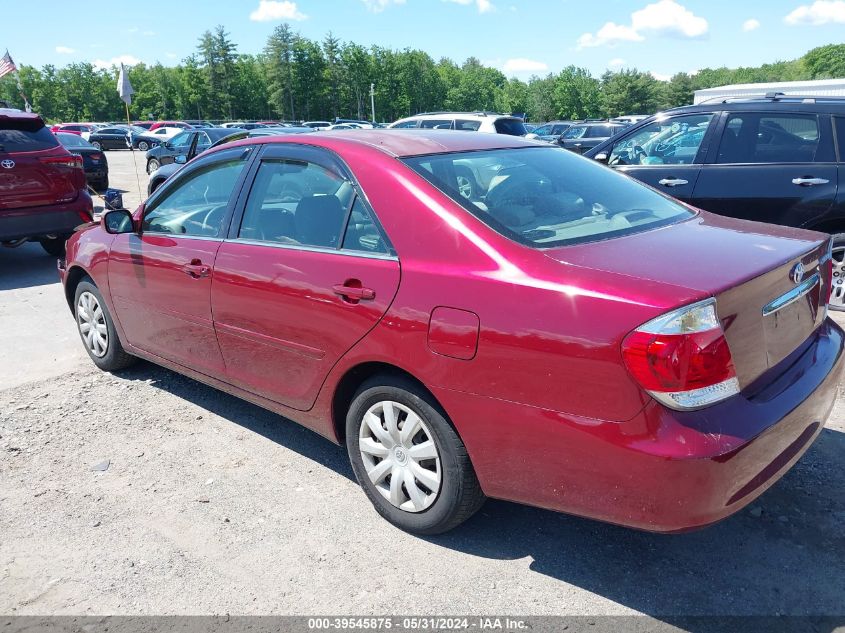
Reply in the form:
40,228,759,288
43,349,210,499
0,159,14,169
790,262,805,285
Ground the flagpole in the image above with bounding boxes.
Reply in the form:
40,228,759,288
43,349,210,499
124,101,143,201
117,63,143,204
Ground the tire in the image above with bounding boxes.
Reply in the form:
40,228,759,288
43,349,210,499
830,233,845,311
346,375,485,534
454,166,479,201
147,158,160,174
91,141,102,150
73,279,137,372
39,235,69,257
137,140,149,151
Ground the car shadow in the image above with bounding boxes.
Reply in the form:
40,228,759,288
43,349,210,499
0,242,60,291
116,362,845,621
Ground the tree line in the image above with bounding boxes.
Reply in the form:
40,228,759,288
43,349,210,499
1,25,844,124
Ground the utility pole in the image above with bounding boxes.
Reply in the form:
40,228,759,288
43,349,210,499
370,83,376,124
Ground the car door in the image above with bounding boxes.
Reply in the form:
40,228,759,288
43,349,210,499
211,144,401,410
692,111,838,227
605,112,718,202
107,147,254,375
161,131,194,166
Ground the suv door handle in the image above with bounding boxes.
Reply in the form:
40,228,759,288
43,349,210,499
332,283,375,301
658,178,689,187
181,260,211,279
792,177,829,186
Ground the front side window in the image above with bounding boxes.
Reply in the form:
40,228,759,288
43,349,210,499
455,120,481,131
143,158,246,237
609,114,714,166
532,124,552,136
403,146,692,248
716,113,820,164
563,125,587,140
392,120,419,129
420,119,452,130
170,132,192,147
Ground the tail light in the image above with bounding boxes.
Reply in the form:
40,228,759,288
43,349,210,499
823,240,833,307
621,298,739,410
90,153,103,160
39,155,83,170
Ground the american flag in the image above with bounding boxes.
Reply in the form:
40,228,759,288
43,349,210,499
0,50,17,80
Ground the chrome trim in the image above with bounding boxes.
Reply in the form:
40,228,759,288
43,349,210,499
229,238,399,261
762,273,820,317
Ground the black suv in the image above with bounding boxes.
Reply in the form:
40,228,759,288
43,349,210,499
559,121,627,154
586,94,845,309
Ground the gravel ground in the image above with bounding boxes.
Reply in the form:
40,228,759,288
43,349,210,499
1,151,844,618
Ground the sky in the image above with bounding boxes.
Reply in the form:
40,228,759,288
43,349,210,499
4,0,845,80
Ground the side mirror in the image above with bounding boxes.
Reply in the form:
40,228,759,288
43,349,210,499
102,209,135,234
594,152,608,163
162,141,171,149
174,155,187,164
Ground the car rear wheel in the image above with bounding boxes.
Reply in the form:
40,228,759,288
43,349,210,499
346,376,485,534
38,235,69,257
74,279,137,371
831,233,845,311
147,158,160,173
137,140,149,151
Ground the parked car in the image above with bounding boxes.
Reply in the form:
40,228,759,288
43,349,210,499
184,120,216,128
145,127,244,173
302,120,333,130
49,123,95,140
525,120,575,143
146,127,311,194
389,112,528,136
558,121,628,154
148,121,193,131
585,94,845,309
1,110,93,255
132,121,155,130
88,126,133,150
132,126,183,151
56,132,109,190
62,130,841,535
611,114,650,125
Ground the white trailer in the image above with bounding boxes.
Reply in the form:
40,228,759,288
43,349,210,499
693,78,845,104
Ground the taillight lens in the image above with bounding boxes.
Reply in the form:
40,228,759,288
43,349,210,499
622,299,739,410
39,155,83,170
90,153,102,160
823,240,833,307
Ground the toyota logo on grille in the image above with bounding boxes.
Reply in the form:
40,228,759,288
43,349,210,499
0,159,14,169
790,262,805,284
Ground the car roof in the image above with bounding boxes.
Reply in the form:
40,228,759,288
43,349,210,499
219,129,536,158
0,109,44,123
664,98,845,115
397,112,520,121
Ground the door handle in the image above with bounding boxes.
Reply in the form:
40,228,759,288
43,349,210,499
332,283,375,301
658,178,689,187
792,177,829,186
181,260,210,279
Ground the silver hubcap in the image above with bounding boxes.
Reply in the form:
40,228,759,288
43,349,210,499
76,291,108,357
832,246,845,308
358,400,441,513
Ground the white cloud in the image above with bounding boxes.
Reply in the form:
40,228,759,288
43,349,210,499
443,0,495,13
502,58,548,75
249,0,307,21
651,71,672,81
578,0,707,48
165,52,178,59
93,55,142,70
742,18,760,31
608,57,627,68
785,0,845,25
55,46,75,54
362,0,406,12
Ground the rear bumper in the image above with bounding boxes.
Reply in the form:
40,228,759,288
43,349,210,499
0,191,93,241
433,317,844,532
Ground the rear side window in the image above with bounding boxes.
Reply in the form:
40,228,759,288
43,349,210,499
420,119,452,130
455,119,481,131
836,117,845,161
341,197,390,254
392,120,419,129
0,119,59,152
494,118,528,136
716,113,820,164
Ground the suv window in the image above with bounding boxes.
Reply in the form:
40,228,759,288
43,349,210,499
238,159,352,248
0,119,59,152
717,113,820,164
392,120,419,129
563,125,587,140
455,119,481,131
420,119,453,130
494,118,528,136
836,117,845,160
609,114,714,166
143,158,246,237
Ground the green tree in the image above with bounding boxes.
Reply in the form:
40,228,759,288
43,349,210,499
600,69,662,117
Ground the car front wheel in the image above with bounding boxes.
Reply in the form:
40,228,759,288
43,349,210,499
346,376,485,534
74,279,137,371
831,233,845,311
91,141,102,150
147,158,160,173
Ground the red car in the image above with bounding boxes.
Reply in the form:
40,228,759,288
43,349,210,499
1,109,93,255
148,121,193,131
49,123,95,137
59,130,843,534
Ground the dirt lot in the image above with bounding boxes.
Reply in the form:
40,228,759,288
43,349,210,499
1,150,844,618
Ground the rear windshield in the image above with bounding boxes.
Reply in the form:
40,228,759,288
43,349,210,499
0,119,59,152
402,146,693,248
57,133,93,148
494,118,528,136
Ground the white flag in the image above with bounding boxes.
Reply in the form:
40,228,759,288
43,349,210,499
117,63,134,106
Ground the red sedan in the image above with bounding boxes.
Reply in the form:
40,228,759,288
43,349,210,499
59,130,843,534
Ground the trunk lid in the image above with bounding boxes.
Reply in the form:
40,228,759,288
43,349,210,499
0,114,83,211
545,211,832,390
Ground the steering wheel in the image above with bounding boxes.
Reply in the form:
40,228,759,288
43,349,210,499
200,205,223,235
